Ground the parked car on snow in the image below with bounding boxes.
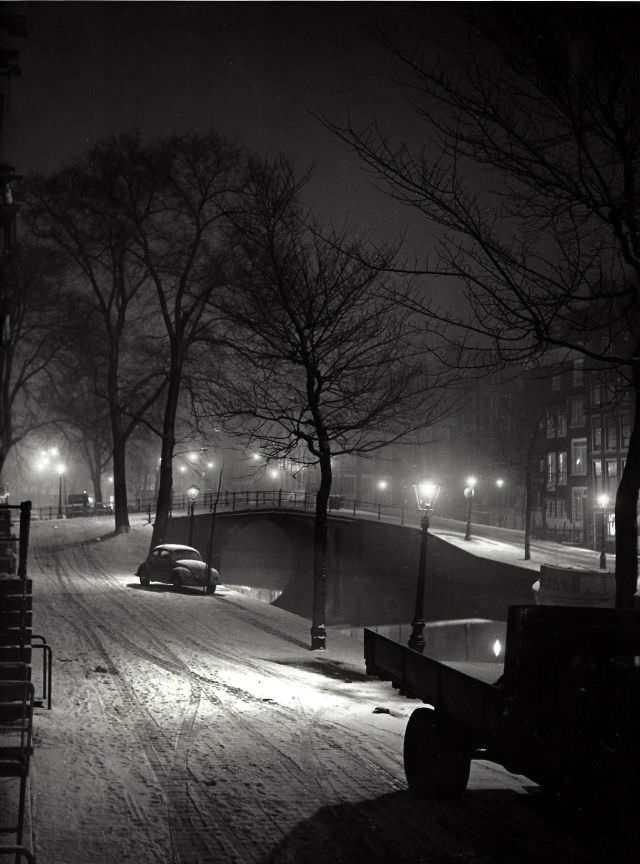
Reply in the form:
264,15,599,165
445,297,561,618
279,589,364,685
66,492,91,517
136,544,219,593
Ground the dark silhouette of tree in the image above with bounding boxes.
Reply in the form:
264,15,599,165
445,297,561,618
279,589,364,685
199,158,464,649
108,133,243,549
0,245,70,491
41,300,115,508
329,6,640,607
488,370,548,560
25,143,166,532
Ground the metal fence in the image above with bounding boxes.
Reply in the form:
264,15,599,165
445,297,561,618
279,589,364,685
28,488,599,552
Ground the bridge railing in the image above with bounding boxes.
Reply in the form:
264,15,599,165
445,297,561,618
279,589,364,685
27,489,521,538
166,489,425,530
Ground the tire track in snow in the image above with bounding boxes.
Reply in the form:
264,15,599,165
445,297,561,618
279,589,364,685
34,542,404,863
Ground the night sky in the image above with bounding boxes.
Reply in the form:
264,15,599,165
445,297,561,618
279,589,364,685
2,0,463,243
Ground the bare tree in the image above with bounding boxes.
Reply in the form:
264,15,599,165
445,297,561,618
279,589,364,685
489,371,548,559
0,244,70,491
198,158,464,649
109,133,243,548
25,143,166,532
43,306,114,508
329,6,640,607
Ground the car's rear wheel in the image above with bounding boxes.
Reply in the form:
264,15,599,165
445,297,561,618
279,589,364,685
171,569,186,591
206,582,216,595
403,707,471,798
138,566,150,587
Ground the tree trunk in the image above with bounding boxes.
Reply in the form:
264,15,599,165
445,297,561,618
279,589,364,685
615,365,640,609
311,440,332,650
150,360,181,549
0,356,11,492
523,468,532,561
109,403,129,534
85,437,104,507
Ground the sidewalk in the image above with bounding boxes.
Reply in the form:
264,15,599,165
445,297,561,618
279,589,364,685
429,515,614,573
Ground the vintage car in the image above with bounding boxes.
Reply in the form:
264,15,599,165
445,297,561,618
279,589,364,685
136,543,219,593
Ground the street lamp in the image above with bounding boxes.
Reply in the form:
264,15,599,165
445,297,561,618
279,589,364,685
56,463,66,519
187,485,199,546
596,492,610,569
464,476,477,541
408,480,440,654
496,478,505,526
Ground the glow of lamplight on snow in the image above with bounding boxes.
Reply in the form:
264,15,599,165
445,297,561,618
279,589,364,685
492,638,502,658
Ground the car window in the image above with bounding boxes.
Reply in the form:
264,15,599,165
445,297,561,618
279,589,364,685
174,550,201,561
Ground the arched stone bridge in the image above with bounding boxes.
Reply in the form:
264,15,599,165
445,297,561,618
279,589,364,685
166,504,536,627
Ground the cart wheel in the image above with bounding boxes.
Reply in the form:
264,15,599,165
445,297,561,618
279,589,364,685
403,707,471,799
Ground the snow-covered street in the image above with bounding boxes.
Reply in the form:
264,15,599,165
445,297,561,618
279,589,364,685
5,516,609,863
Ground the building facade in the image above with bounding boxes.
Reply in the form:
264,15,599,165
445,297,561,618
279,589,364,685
541,356,630,548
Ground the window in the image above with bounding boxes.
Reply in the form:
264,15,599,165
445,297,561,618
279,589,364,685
546,452,557,489
592,417,603,450
571,439,587,475
570,398,585,427
606,417,619,450
571,487,587,524
622,412,631,447
558,452,567,485
546,410,556,438
552,372,562,391
557,413,567,437
607,459,618,480
591,382,603,406
593,458,602,478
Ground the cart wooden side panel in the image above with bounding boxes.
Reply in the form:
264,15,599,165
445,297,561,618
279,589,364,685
363,628,504,740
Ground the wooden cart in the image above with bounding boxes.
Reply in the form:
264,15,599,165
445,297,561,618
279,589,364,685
364,605,640,810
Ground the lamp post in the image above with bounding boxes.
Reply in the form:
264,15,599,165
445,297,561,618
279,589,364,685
495,478,505,526
56,463,66,519
464,476,477,541
596,492,610,569
187,485,199,546
408,480,440,654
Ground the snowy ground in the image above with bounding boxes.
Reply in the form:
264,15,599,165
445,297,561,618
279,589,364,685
2,516,612,863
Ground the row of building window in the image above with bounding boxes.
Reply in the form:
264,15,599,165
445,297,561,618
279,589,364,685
546,440,586,487
546,399,585,436
547,406,630,447
545,487,588,524
551,359,584,391
547,443,624,490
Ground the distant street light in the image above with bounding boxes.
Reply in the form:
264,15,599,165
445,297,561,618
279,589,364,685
56,463,66,519
408,481,440,654
596,492,610,569
464,476,477,541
